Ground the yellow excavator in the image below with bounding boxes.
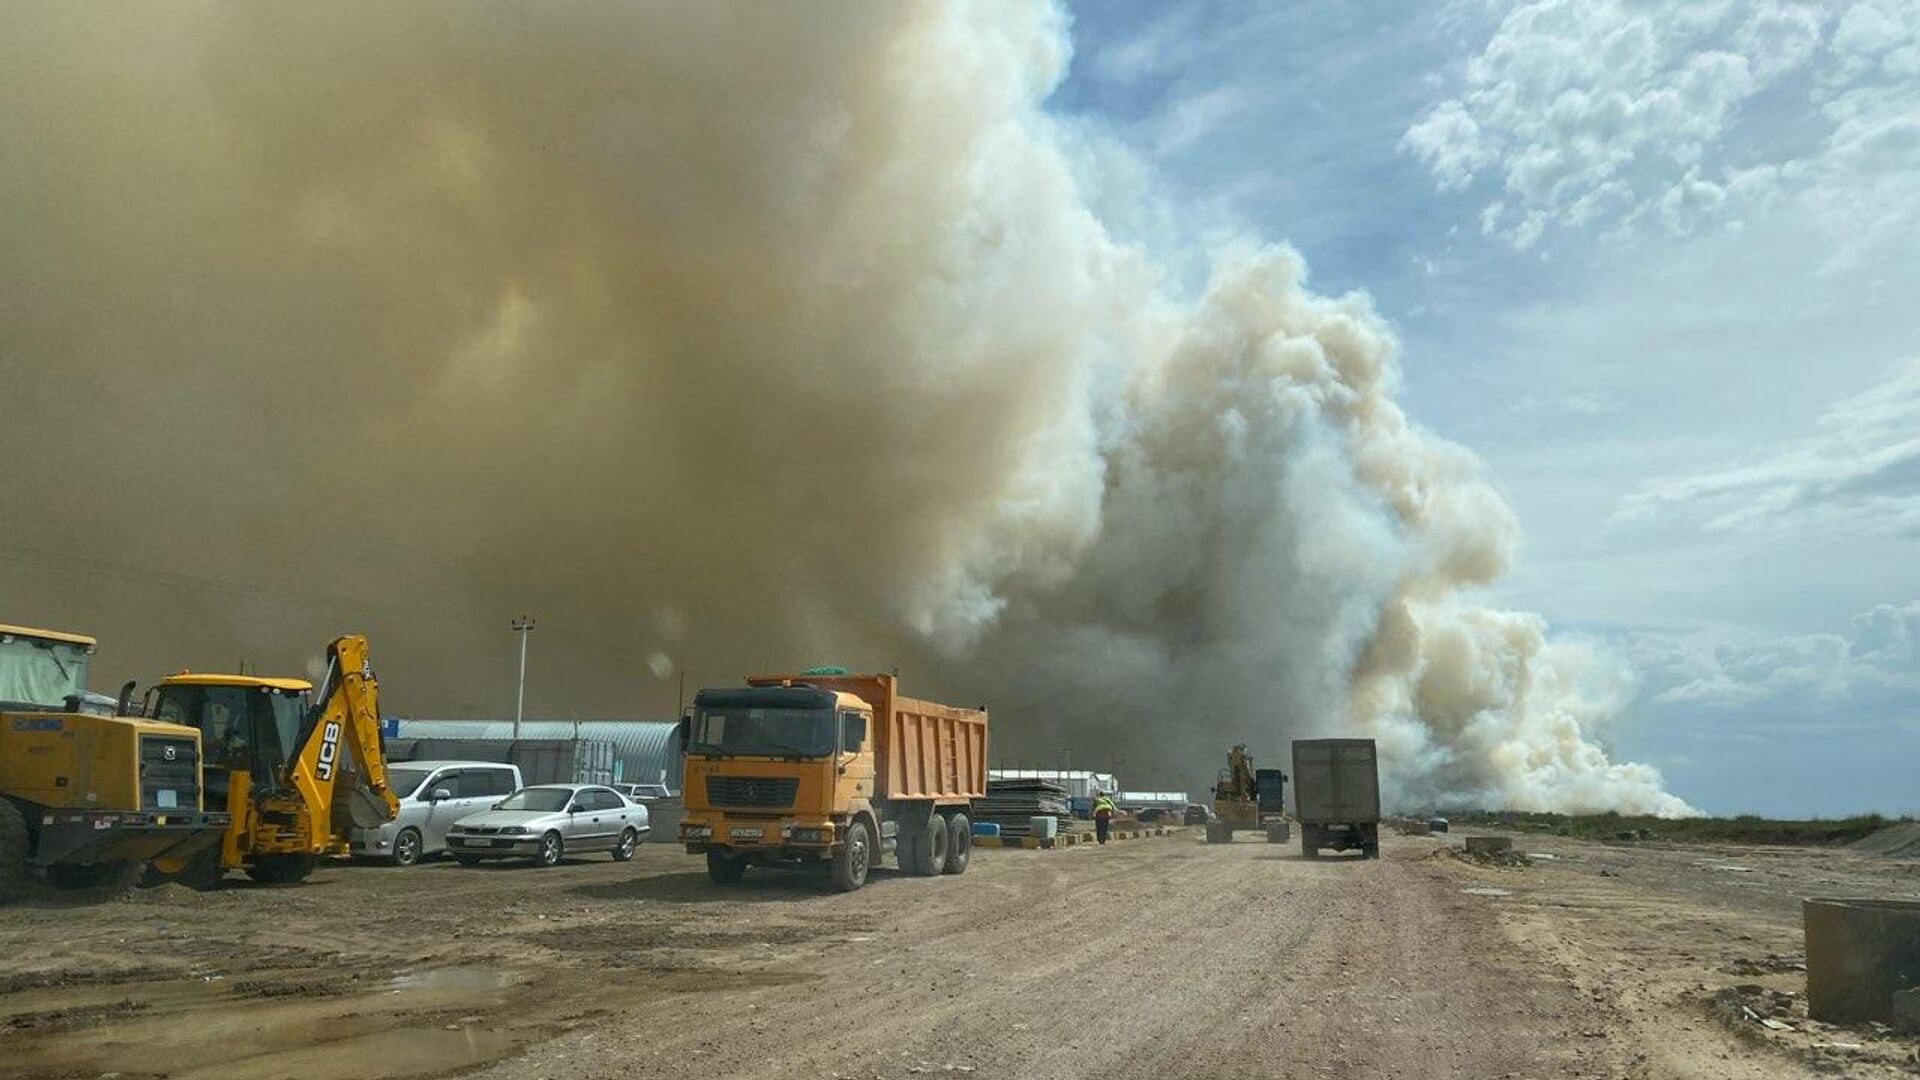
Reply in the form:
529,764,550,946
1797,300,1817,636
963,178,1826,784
1205,743,1290,844
145,635,398,887
1,623,229,900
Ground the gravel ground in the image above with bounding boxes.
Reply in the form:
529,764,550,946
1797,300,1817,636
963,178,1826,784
0,828,1913,1079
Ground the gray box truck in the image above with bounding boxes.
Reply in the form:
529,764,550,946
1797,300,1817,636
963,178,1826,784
1291,738,1380,859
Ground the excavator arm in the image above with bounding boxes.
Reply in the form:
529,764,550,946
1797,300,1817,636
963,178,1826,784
287,635,398,827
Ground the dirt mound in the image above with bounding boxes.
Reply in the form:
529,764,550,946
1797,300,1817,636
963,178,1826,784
1847,822,1920,857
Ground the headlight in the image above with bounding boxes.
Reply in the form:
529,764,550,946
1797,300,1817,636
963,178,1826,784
790,826,834,843
501,826,530,835
680,823,712,839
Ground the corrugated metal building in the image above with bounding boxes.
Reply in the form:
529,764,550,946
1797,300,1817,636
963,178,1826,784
988,769,1121,812
391,719,682,792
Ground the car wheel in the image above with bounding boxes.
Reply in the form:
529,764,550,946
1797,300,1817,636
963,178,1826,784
536,831,563,867
391,828,423,867
611,828,638,862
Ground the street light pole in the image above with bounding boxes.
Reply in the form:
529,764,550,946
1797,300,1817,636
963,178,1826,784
511,616,536,739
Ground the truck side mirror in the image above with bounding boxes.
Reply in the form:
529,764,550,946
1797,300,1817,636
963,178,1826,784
116,680,137,717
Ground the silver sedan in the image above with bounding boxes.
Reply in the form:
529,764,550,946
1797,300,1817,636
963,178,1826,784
445,784,650,867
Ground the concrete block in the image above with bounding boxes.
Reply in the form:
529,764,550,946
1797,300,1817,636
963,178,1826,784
1805,898,1920,1023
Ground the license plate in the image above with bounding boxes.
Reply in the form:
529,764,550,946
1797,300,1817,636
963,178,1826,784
464,838,497,847
729,826,763,840
156,790,178,808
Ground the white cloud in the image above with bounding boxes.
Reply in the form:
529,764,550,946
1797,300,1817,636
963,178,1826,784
1404,0,1919,249
1619,359,1920,538
1631,600,1919,709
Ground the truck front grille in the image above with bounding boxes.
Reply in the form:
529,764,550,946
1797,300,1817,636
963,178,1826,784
704,776,798,808
139,734,201,811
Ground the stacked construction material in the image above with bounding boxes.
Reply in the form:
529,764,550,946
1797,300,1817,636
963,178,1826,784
972,777,1071,837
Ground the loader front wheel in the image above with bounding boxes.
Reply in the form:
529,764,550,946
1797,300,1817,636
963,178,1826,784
45,859,143,897
0,800,29,902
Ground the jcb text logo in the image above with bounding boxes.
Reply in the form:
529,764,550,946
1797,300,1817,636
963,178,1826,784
316,720,342,780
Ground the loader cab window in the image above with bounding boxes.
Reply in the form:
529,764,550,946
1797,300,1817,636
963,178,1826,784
0,634,92,710
150,683,309,778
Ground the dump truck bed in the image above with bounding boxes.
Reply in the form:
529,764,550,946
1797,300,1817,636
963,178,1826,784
746,673,986,802
1291,738,1380,823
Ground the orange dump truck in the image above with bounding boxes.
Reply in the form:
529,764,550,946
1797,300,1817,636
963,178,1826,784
679,670,987,891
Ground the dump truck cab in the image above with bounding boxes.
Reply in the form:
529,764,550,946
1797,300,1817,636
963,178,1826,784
680,670,986,892
0,623,228,897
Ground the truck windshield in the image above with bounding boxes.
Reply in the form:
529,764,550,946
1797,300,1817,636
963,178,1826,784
0,634,92,710
690,706,834,758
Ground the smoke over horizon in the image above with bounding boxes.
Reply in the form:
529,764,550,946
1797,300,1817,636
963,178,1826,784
1,3,1691,815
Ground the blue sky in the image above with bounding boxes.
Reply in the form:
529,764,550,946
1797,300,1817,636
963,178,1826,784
1051,0,1920,816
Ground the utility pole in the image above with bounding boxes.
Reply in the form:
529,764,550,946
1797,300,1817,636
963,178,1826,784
676,668,687,720
511,616,536,739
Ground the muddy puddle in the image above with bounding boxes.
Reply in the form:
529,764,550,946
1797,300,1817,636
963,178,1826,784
0,966,536,1080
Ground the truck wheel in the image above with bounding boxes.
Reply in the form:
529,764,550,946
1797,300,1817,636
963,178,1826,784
0,800,29,902
536,832,564,867
45,860,143,896
391,828,424,867
611,828,639,862
1365,844,1381,860
830,819,872,892
706,851,747,884
942,813,971,875
246,854,314,885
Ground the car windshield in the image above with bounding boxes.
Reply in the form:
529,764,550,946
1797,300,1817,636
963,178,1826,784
387,767,432,799
689,705,834,758
0,634,91,710
496,788,572,812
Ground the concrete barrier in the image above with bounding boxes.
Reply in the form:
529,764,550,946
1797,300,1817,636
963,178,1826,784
1804,898,1920,1023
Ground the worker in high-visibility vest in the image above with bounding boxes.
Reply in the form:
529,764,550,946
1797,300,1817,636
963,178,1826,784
1092,791,1117,845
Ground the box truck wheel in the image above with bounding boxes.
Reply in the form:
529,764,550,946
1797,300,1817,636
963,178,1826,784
706,850,747,884
831,819,873,892
942,813,971,875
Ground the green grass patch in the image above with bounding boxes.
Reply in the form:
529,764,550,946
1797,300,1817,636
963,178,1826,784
1446,810,1912,847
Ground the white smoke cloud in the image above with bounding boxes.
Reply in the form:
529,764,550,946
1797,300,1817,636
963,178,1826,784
0,1,1689,814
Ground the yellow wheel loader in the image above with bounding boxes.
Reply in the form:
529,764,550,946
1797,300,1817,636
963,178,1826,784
145,635,398,888
0,623,228,900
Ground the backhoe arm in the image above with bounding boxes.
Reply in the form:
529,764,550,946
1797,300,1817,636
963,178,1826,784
288,635,398,826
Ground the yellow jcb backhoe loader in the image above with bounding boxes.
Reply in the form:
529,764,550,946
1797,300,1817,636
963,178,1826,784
145,635,398,887
0,623,228,900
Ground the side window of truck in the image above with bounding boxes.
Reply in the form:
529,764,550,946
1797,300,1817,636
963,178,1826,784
841,711,866,752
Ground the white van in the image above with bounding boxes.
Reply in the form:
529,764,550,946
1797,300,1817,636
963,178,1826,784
349,760,523,866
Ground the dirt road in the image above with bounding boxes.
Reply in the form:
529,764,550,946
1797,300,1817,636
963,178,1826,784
1,830,1914,1079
